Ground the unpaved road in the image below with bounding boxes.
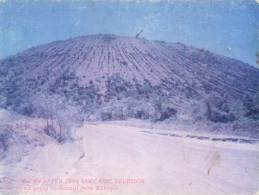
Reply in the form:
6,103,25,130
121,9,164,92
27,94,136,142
1,123,259,195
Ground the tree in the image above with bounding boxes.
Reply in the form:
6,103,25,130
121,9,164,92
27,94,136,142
30,92,84,142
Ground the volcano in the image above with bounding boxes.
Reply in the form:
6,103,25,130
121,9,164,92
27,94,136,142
0,34,258,131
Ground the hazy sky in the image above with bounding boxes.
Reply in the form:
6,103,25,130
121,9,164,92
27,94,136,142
0,0,258,66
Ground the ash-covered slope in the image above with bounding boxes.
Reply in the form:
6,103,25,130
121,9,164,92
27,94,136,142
0,34,259,124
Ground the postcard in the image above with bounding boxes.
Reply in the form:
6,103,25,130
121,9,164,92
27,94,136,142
0,0,258,194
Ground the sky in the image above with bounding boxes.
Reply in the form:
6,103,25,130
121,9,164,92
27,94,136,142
0,0,258,66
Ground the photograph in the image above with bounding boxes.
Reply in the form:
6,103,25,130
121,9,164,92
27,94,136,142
0,0,259,194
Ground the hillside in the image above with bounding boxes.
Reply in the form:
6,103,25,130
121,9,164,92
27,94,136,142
0,34,258,136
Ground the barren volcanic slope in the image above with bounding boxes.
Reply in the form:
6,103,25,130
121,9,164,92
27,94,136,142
0,34,259,126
